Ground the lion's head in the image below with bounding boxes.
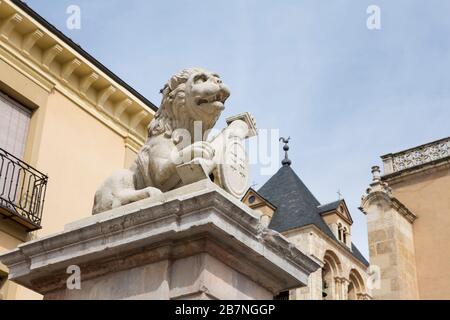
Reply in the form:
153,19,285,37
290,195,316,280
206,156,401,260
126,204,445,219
148,68,230,141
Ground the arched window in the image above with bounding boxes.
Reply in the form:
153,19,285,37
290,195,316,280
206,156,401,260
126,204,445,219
322,263,331,300
337,223,342,241
322,251,343,300
347,269,365,300
347,280,356,300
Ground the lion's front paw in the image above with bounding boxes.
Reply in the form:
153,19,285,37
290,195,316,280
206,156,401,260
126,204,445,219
180,141,215,163
144,187,163,198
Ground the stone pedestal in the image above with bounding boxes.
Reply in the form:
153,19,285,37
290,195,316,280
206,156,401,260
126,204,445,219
0,180,318,300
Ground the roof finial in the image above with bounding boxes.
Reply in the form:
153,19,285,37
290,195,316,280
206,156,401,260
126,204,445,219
279,136,291,166
371,165,381,182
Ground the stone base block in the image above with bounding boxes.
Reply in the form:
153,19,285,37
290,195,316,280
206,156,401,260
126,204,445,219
0,180,319,300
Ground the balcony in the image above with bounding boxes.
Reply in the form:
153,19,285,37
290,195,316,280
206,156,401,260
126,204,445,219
0,148,47,231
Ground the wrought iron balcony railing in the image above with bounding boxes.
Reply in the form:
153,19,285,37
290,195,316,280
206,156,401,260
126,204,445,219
0,148,48,230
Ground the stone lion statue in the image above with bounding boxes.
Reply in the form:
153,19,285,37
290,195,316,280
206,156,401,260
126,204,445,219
92,68,230,214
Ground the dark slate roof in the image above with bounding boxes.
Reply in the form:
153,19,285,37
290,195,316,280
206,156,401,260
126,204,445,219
317,200,341,214
259,166,331,237
258,165,369,266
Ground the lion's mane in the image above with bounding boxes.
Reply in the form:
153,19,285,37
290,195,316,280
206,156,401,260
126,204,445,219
134,68,224,190
147,68,221,140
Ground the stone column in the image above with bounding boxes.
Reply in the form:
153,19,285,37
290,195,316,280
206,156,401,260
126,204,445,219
334,277,350,300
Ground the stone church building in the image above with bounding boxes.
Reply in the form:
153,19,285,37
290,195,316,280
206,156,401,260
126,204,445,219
242,142,371,300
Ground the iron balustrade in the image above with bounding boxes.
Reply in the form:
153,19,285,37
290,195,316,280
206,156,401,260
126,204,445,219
0,147,47,230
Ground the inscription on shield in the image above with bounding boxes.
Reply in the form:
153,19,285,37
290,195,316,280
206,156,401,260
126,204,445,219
217,138,249,199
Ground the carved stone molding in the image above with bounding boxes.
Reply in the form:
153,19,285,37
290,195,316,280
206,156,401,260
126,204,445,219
382,137,450,175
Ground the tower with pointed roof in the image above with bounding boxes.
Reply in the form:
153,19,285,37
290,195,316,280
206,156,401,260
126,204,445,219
242,138,371,300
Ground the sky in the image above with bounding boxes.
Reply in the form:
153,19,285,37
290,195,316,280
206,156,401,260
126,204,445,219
22,0,450,259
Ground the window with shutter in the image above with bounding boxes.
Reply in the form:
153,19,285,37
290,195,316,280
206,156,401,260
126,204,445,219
0,92,31,159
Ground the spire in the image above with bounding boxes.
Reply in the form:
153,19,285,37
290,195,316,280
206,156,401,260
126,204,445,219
279,136,291,166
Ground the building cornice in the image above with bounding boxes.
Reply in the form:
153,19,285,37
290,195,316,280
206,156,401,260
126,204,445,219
0,0,157,145
382,157,450,186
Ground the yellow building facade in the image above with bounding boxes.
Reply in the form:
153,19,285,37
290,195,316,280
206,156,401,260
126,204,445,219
0,0,155,299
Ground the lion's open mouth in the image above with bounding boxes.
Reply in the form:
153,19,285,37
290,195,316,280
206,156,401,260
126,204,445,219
196,91,228,106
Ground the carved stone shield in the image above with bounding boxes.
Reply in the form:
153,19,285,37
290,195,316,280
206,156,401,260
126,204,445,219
215,137,249,199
